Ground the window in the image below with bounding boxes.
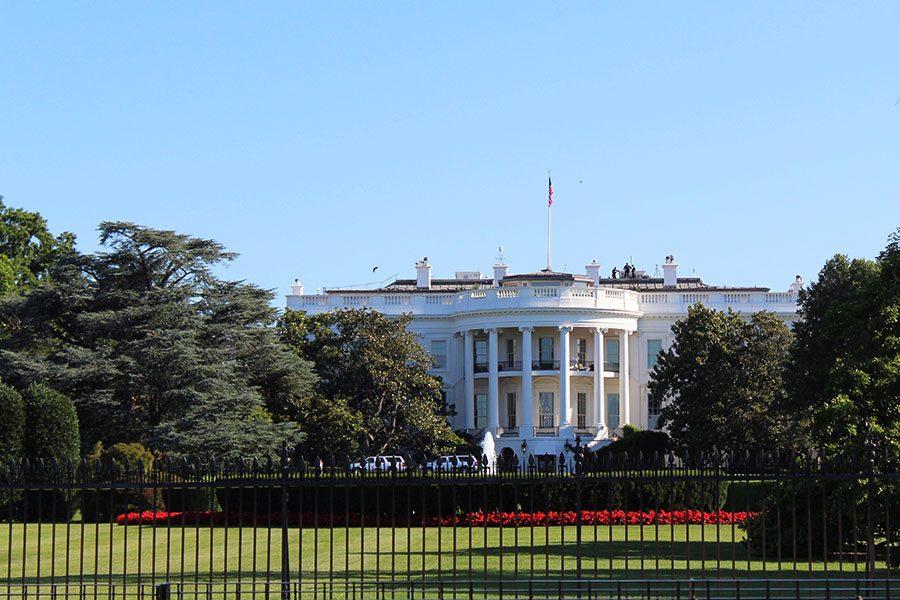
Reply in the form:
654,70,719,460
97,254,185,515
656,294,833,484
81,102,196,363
605,338,620,371
474,339,487,370
647,392,661,430
576,339,587,366
431,340,448,369
576,392,587,429
539,392,554,428
475,394,487,429
647,339,662,371
506,392,517,428
539,338,554,368
506,339,515,367
607,393,620,429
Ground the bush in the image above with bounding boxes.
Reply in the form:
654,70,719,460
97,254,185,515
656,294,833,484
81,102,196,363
22,384,79,521
23,383,79,463
0,382,24,512
595,430,672,464
81,442,166,522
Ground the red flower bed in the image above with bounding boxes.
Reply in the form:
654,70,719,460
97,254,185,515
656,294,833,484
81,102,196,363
116,509,757,527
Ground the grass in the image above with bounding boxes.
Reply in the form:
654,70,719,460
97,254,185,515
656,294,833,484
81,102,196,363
0,522,889,587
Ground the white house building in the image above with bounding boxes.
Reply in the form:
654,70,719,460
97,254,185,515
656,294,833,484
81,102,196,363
286,256,802,460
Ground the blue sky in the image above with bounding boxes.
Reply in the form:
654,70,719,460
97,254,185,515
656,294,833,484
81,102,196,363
1,2,898,299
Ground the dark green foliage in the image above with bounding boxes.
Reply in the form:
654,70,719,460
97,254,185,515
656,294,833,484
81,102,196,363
280,308,460,457
789,227,900,460
650,305,794,455
21,383,79,520
595,430,672,463
22,383,79,463
0,197,76,294
0,382,24,462
0,222,311,458
81,442,164,523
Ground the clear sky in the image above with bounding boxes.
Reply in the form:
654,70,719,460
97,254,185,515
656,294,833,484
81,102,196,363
1,3,898,300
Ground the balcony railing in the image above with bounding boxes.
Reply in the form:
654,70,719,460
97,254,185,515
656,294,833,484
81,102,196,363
533,359,560,370
497,360,522,371
535,426,558,436
604,361,620,372
569,360,595,372
474,362,489,373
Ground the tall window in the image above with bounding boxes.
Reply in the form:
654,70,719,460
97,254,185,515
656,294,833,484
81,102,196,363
539,392,554,428
474,339,487,369
506,338,515,367
576,339,587,366
647,392,661,430
539,338,554,368
475,394,487,429
607,393,620,429
605,338,620,371
647,339,662,371
506,392,517,428
576,392,587,429
430,340,448,369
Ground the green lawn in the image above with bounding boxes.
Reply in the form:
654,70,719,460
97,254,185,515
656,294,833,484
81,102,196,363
1,522,888,587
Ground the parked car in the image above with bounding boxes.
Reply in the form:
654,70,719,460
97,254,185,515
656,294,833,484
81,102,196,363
425,454,479,473
349,455,407,473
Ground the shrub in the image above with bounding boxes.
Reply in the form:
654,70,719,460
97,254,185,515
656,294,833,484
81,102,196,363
22,384,79,521
595,430,672,464
23,383,79,463
81,442,165,522
0,382,24,512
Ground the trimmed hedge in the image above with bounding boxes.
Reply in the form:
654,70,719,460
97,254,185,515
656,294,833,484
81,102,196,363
22,384,80,521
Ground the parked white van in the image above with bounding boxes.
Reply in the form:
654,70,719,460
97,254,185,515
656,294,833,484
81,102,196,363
349,455,407,473
425,455,479,473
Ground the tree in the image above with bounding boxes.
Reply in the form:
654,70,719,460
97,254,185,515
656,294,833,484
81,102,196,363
281,308,460,457
0,196,76,294
790,227,900,459
650,305,793,455
22,383,80,462
0,382,24,462
0,222,312,458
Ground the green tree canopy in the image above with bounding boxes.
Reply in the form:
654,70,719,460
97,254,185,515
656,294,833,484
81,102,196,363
0,222,314,458
281,308,460,457
0,197,75,294
0,382,24,462
790,227,900,459
650,305,793,455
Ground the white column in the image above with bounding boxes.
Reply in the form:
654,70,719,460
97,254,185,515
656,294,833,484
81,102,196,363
464,330,475,430
487,328,500,432
559,325,572,429
519,326,534,438
593,327,606,433
619,330,630,427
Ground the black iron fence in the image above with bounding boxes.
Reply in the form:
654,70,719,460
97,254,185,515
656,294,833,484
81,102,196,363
0,446,897,599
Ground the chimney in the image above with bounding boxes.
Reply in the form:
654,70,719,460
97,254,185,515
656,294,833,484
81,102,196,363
291,278,305,296
493,263,508,287
415,258,432,289
789,275,804,293
585,260,601,286
662,255,678,287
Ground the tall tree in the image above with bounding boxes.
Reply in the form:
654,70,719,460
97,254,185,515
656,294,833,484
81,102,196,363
281,308,460,457
790,227,900,458
0,222,313,458
0,197,76,294
650,305,793,455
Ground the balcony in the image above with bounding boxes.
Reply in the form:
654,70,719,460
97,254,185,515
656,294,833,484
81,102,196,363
532,359,560,371
535,426,559,437
569,359,595,372
474,361,489,374
604,361,619,373
497,360,522,372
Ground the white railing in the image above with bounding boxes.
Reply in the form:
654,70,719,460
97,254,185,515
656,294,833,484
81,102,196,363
287,286,796,316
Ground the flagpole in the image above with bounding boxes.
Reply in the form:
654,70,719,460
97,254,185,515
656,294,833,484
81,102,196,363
546,170,552,271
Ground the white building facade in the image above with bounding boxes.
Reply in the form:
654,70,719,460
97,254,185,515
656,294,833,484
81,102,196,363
286,257,802,459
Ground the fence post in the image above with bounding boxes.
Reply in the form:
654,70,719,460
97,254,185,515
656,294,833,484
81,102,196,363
865,441,876,577
155,582,171,600
280,443,291,600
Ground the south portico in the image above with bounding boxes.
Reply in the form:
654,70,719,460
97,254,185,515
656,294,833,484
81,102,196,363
454,314,638,455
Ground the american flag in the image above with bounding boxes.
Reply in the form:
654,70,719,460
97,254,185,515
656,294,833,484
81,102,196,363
548,175,554,207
